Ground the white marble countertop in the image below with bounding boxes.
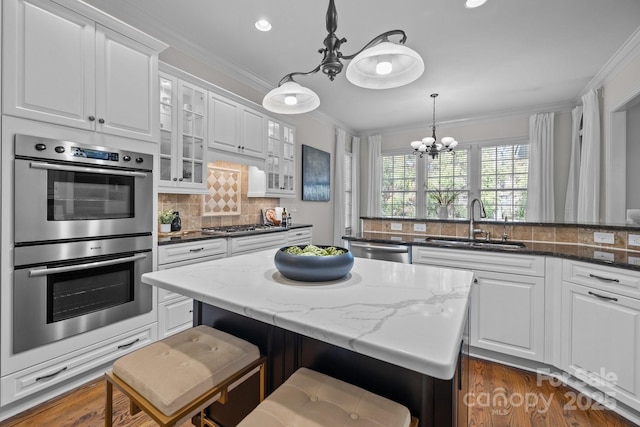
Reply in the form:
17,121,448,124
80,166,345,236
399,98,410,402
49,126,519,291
142,249,473,380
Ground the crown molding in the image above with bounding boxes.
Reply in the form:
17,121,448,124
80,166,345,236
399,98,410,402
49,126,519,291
360,101,575,138
579,25,640,97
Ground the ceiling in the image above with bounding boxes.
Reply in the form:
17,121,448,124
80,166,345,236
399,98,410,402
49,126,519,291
83,0,640,134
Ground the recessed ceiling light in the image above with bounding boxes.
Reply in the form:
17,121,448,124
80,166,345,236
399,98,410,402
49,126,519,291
465,0,487,8
255,19,272,32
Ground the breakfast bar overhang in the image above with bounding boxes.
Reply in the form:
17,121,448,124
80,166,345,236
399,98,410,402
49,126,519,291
142,249,473,427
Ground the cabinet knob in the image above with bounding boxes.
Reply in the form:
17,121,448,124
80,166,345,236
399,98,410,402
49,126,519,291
88,115,95,121
473,278,478,284
173,177,178,181
98,118,105,124
178,177,183,181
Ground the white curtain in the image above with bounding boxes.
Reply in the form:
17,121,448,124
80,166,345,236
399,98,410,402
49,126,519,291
333,128,346,245
526,112,555,221
577,89,601,222
564,106,583,222
367,134,382,217
351,137,361,235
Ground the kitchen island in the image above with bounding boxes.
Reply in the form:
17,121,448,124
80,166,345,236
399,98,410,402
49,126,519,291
141,248,474,427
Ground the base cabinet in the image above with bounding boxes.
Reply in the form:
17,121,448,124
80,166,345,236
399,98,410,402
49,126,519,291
412,247,546,362
561,280,640,411
157,239,228,337
472,271,545,361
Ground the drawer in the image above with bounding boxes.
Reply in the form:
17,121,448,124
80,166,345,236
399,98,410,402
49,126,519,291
287,228,313,245
0,324,155,405
562,259,640,299
159,298,194,338
412,246,545,277
230,232,287,255
158,239,227,266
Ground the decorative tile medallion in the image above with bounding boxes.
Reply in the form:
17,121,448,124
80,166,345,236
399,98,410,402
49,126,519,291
202,166,241,216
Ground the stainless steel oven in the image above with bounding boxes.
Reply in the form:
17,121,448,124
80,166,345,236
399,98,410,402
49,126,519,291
13,235,153,353
12,134,154,353
14,135,153,244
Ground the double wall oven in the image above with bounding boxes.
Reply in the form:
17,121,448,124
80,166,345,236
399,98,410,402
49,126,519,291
13,135,154,353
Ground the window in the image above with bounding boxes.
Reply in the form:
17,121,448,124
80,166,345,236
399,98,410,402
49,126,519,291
480,144,529,221
343,152,353,233
381,154,416,218
426,150,469,218
380,140,528,220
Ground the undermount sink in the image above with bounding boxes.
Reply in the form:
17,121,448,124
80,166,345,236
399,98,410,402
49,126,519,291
427,238,526,250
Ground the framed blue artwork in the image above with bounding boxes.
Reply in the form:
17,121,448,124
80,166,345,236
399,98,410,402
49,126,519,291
302,144,330,201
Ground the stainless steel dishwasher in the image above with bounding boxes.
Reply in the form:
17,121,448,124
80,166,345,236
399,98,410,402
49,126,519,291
348,241,411,263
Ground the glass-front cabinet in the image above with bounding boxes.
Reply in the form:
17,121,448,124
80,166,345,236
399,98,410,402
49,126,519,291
159,72,207,193
266,119,295,196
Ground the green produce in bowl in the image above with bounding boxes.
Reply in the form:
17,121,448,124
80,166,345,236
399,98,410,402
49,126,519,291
283,245,346,256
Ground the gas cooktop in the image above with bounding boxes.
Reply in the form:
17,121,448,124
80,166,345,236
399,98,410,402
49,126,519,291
201,224,283,235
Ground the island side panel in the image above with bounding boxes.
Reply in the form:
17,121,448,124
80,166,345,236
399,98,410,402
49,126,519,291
195,302,464,427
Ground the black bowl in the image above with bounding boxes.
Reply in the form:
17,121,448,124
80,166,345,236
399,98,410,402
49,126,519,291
274,245,354,282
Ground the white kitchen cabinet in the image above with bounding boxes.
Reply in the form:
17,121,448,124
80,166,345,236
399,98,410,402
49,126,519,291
561,280,640,412
158,73,207,193
0,324,155,405
157,238,228,337
287,227,313,246
412,246,546,361
209,93,266,160
3,0,164,142
265,119,296,196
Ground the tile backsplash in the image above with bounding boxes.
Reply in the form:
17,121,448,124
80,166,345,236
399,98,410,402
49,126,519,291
362,219,640,251
158,161,280,231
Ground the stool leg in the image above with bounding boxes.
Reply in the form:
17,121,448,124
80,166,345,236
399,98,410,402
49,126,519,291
259,360,266,402
104,377,113,427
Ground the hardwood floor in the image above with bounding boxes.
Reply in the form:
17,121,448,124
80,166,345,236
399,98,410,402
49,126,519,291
2,358,638,427
468,358,638,427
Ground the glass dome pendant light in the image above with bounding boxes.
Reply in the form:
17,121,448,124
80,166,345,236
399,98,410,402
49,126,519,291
262,0,424,115
410,93,458,159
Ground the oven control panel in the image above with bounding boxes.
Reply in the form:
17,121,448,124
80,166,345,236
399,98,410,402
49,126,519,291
15,134,153,171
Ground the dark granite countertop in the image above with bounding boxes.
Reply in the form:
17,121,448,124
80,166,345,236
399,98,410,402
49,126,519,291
158,224,313,246
343,232,640,272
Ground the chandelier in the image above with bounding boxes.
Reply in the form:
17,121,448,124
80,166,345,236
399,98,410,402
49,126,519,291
262,0,424,115
410,93,458,159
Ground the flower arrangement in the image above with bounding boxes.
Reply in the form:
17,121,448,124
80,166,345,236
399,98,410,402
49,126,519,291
429,188,461,206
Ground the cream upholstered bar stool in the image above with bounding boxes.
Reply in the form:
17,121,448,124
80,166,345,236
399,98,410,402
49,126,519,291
238,367,419,427
105,325,266,427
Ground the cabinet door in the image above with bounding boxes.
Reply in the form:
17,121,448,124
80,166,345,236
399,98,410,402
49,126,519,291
209,93,240,152
561,282,640,410
240,107,265,158
3,0,95,129
159,73,178,186
281,125,296,193
177,81,207,190
95,24,158,142
266,120,282,192
265,119,296,196
471,270,545,361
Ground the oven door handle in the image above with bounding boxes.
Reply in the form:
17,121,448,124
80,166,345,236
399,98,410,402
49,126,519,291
28,253,148,277
29,161,148,178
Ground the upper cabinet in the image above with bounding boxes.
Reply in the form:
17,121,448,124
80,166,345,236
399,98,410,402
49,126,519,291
209,93,266,160
266,119,296,196
2,0,167,142
159,73,207,193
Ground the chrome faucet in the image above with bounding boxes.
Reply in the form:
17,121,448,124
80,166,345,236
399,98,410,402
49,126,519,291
469,198,487,240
